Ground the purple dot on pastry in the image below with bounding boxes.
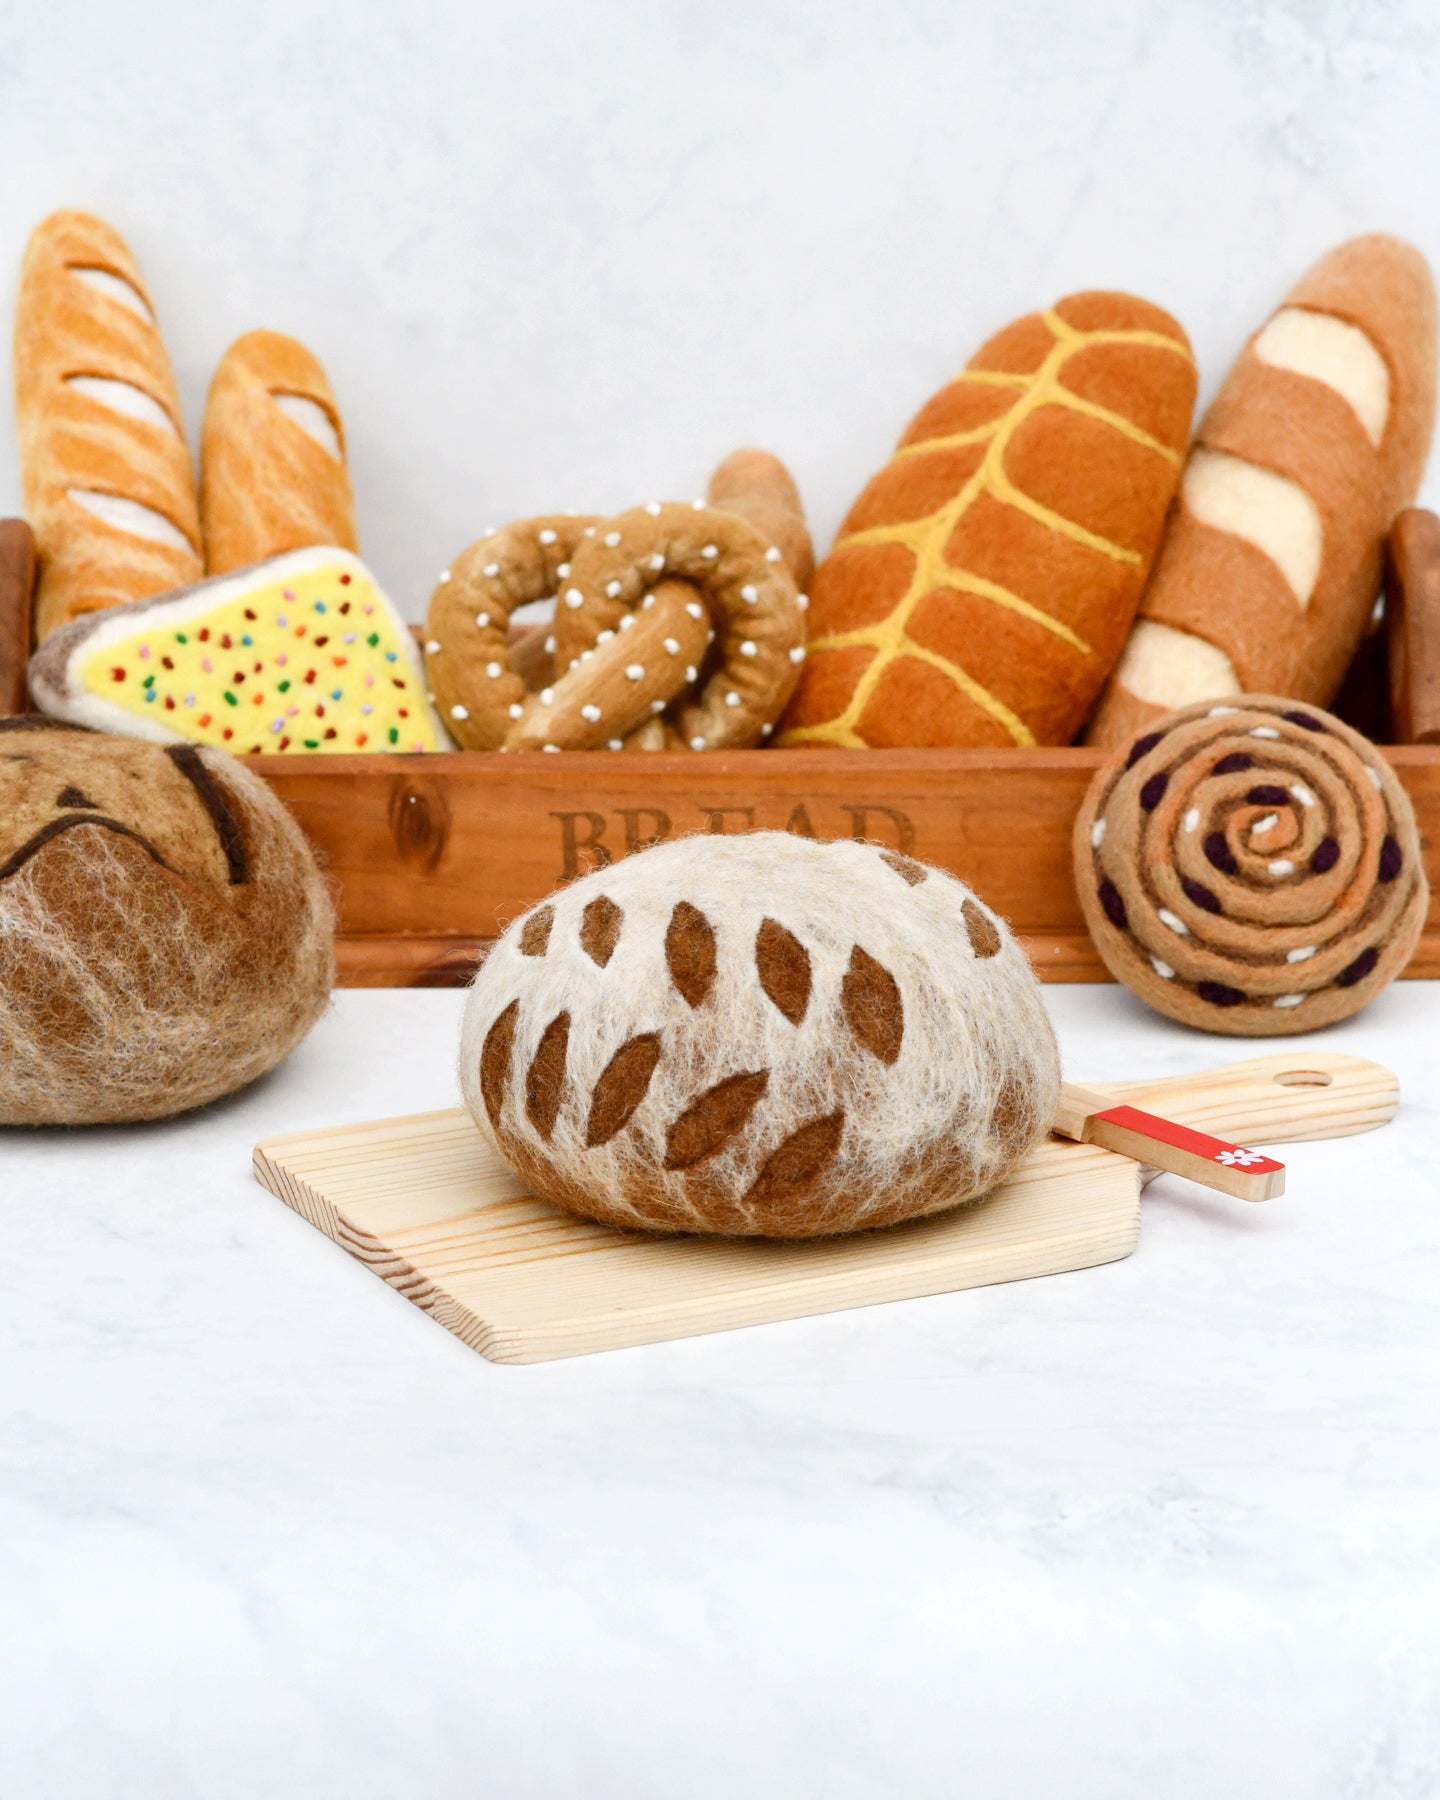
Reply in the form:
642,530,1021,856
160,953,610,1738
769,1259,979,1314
1139,771,1169,811
1212,753,1253,775
1378,835,1403,881
1336,946,1379,988
1311,837,1340,874
1181,878,1221,913
1246,785,1289,806
1098,879,1128,930
1198,981,1246,1007
1125,731,1164,769
1204,832,1238,875
1283,711,1326,732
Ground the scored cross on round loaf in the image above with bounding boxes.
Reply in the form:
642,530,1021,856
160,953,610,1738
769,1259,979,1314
461,832,1061,1237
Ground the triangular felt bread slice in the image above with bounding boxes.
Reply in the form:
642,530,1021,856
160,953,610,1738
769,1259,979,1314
28,546,447,754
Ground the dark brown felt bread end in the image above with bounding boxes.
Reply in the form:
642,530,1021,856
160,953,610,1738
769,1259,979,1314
0,721,334,1123
1074,696,1427,1035
779,290,1196,750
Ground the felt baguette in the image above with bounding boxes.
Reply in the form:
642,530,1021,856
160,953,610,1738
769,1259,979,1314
778,292,1197,748
15,210,202,641
1088,235,1438,747
200,329,357,574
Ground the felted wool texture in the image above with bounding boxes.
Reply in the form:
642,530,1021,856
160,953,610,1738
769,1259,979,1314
1088,235,1438,747
460,831,1060,1238
778,292,1197,750
1073,697,1428,1036
0,720,334,1124
200,330,358,575
15,211,202,641
27,547,445,755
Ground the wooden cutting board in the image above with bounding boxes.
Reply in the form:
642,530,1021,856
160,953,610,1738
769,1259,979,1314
252,1051,1397,1363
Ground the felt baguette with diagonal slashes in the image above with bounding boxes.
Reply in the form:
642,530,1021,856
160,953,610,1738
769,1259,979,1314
14,210,203,641
778,292,1197,749
1088,236,1438,746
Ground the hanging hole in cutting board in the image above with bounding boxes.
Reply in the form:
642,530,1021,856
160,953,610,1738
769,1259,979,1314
1271,1070,1334,1087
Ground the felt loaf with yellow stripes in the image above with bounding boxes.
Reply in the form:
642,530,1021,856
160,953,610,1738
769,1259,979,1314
778,293,1197,748
1087,236,1438,747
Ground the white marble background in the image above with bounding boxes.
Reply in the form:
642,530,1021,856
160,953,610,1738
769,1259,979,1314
2,0,1440,615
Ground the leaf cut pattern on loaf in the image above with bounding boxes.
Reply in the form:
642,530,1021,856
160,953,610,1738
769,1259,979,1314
664,1068,770,1169
480,999,519,1131
524,1011,570,1141
579,895,623,967
755,917,812,1024
666,901,717,1007
585,1032,662,1146
784,306,1193,747
840,946,904,1064
519,905,554,957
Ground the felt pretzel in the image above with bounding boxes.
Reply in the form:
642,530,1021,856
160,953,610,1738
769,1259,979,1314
425,482,807,752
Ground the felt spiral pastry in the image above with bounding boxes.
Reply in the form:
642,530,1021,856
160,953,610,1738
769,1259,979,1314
461,832,1060,1236
425,503,805,751
1074,698,1428,1034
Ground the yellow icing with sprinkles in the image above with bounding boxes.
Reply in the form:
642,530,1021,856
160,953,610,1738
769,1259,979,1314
76,557,441,754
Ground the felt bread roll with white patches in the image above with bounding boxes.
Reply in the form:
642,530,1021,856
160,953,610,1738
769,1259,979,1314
1088,236,1438,746
200,330,358,574
14,211,202,641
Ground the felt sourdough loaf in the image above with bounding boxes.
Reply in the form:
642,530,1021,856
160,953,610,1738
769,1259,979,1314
1088,236,1438,745
779,292,1197,748
0,719,333,1124
200,330,358,574
15,210,203,641
461,832,1060,1237
1074,698,1427,1034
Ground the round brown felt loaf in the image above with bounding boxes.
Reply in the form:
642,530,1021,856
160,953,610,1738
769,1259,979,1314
460,832,1060,1237
779,291,1197,749
1074,697,1427,1034
0,719,334,1123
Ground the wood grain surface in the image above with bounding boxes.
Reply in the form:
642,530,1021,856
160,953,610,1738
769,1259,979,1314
252,1051,1397,1363
0,519,36,717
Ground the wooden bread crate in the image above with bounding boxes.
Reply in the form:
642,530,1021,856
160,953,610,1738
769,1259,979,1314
4,517,1438,988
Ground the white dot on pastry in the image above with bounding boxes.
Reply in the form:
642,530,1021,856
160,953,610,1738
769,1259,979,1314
1286,945,1317,962
1250,726,1280,739
475,613,490,629
740,640,757,657
606,580,623,598
1291,783,1316,806
538,528,557,545
539,688,554,706
760,722,774,738
439,569,452,584
650,698,665,713
645,502,661,516
450,704,469,720
1207,704,1238,716
608,738,623,750
619,614,635,631
565,588,584,608
740,584,759,604
508,702,523,719
690,735,706,750
1268,858,1294,875
542,743,560,752
650,553,665,571
556,562,570,578
626,664,645,680
692,499,706,509
583,527,595,537
796,593,809,612
598,629,615,644
701,544,718,559
544,634,556,653
581,703,601,723
765,546,782,562
1273,994,1306,1008
788,646,806,663
685,665,697,682
605,531,621,547
1366,765,1383,789
486,661,502,677
1091,817,1107,848
482,563,500,577
1182,807,1200,833
686,602,704,620
663,637,680,654
425,639,441,653
1251,813,1279,835
1150,957,1175,980
725,690,740,707
1157,907,1189,935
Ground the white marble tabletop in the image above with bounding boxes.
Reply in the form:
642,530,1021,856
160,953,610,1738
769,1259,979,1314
3,980,1438,1797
